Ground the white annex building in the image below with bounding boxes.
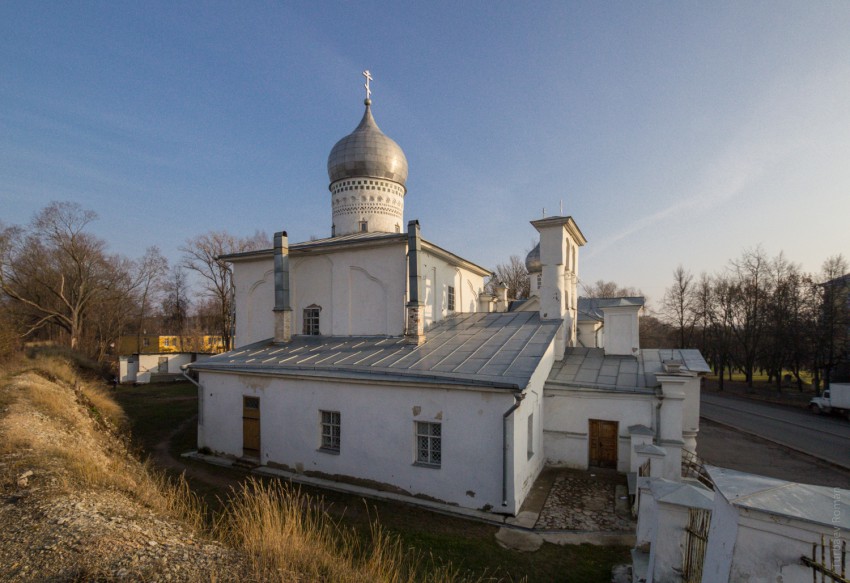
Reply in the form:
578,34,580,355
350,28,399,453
190,80,709,515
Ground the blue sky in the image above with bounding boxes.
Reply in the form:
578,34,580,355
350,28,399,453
2,1,849,304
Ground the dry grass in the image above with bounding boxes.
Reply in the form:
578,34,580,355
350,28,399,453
79,382,127,428
1,354,479,582
0,356,203,531
217,478,478,583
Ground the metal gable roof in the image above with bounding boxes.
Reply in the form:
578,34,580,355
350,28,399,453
190,311,559,389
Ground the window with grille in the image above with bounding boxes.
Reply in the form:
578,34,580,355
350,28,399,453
320,410,340,452
447,286,455,312
416,422,441,467
303,306,321,335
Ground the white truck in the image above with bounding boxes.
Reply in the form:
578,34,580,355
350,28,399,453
810,383,850,419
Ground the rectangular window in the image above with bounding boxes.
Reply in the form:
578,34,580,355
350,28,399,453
527,413,534,460
447,286,455,312
303,307,320,335
142,337,150,347
320,410,341,452
163,337,170,347
416,421,441,467
359,220,368,232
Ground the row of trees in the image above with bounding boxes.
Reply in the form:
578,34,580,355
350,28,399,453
0,201,268,360
660,249,849,390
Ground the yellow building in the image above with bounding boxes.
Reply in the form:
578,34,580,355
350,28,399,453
117,335,225,355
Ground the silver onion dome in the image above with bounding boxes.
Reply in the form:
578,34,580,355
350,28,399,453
327,99,409,187
525,242,542,273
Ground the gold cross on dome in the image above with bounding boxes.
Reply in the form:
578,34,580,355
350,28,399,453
363,70,373,100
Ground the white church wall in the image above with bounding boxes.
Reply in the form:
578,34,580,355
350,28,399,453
680,376,701,452
232,256,275,347
576,321,602,348
293,243,407,337
199,371,517,512
702,500,825,583
543,388,655,471
601,306,640,356
646,502,691,583
419,250,485,329
509,340,555,512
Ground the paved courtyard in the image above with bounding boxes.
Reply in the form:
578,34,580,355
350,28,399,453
520,466,636,533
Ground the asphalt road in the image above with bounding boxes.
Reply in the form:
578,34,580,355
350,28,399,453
700,392,850,470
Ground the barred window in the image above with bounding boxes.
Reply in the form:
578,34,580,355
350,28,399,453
320,410,340,452
447,286,455,312
303,305,321,335
416,422,441,467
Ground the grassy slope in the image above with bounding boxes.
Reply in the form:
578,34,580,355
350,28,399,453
115,381,630,582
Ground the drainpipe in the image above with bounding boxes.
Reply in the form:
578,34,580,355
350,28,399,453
180,364,200,388
502,391,526,507
181,364,204,446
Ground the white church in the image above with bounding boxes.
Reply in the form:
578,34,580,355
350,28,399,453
189,78,709,515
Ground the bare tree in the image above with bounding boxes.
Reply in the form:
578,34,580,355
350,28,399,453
160,266,192,348
709,275,739,391
813,254,849,390
133,246,168,349
0,202,120,350
181,230,270,351
728,247,772,387
488,255,530,300
582,280,643,299
661,265,696,348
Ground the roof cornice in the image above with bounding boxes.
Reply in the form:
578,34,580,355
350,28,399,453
530,215,588,246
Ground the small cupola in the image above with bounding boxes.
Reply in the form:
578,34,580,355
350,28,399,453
327,71,408,237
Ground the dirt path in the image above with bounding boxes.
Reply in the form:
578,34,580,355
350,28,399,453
152,415,242,491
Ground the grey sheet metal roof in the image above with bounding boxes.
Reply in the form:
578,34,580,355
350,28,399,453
577,297,645,322
707,466,850,529
546,347,710,391
650,478,714,510
190,311,559,389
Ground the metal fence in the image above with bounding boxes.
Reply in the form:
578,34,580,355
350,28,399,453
802,536,848,583
681,448,714,490
683,507,711,583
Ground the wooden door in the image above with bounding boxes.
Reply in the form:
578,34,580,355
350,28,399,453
242,396,260,459
588,419,618,468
